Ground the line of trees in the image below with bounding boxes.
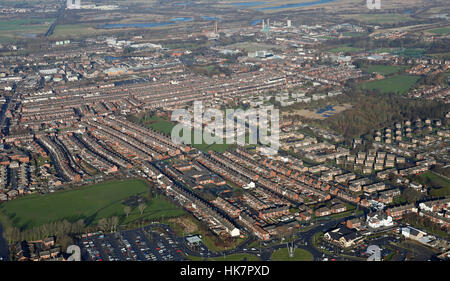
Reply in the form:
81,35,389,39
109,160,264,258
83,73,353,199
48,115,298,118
3,219,85,249
98,216,119,233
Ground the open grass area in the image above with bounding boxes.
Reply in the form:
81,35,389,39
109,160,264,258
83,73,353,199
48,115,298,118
414,172,450,197
271,247,313,261
342,13,412,24
342,32,367,37
186,253,260,261
144,116,232,153
372,48,425,58
428,27,450,35
0,18,54,32
209,253,260,261
361,64,406,76
327,45,362,53
146,115,176,135
0,179,184,230
360,75,420,94
0,17,54,41
52,24,103,38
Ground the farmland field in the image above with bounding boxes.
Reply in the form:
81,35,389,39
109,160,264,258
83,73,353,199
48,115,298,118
0,179,184,230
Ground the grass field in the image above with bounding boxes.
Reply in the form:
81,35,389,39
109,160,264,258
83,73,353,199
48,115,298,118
271,248,313,261
428,27,450,35
52,24,103,38
360,75,420,94
209,253,260,261
0,18,54,32
342,32,367,37
342,13,412,24
0,17,54,41
327,45,362,53
186,253,260,261
372,48,425,58
0,179,184,230
414,172,450,197
144,116,231,153
361,64,406,76
146,115,176,135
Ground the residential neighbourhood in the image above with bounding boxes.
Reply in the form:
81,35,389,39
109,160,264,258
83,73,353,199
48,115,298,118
0,0,448,266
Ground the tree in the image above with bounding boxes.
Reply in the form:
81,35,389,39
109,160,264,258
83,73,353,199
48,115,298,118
57,234,73,250
147,186,155,199
138,203,147,215
98,218,108,232
124,206,131,218
74,219,85,234
4,226,20,244
111,216,119,233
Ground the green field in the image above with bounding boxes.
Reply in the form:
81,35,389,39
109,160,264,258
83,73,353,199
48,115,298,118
52,24,102,38
145,116,232,153
360,75,420,94
0,17,54,41
342,13,412,24
271,248,313,261
342,32,367,37
415,172,450,197
372,48,425,58
0,18,54,32
0,179,184,230
146,115,176,135
428,27,450,35
327,46,362,53
186,253,260,261
361,64,406,76
209,253,260,261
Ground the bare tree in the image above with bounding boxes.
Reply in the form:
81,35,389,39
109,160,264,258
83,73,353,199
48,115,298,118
4,227,19,244
42,224,51,238
98,218,108,232
75,219,85,234
138,203,147,215
111,216,119,233
124,206,132,218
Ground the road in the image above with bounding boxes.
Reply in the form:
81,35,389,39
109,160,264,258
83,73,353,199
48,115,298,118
44,6,66,37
